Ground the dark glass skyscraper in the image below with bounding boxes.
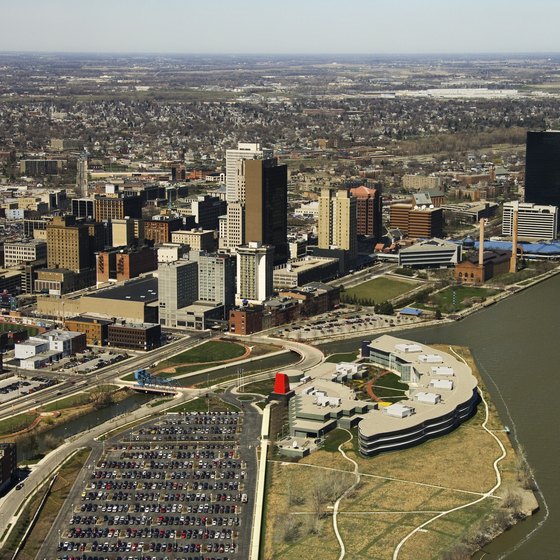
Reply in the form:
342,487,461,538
525,131,560,206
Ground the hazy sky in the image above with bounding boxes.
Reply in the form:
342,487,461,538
1,0,559,54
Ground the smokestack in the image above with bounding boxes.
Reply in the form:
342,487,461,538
478,218,485,267
510,209,518,273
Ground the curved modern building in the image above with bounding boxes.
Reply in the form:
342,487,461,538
359,335,479,456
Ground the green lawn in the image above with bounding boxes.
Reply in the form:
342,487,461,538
162,340,246,365
430,286,498,312
0,412,38,437
342,277,415,304
40,393,91,412
325,352,359,363
372,373,409,402
167,396,239,413
240,378,276,395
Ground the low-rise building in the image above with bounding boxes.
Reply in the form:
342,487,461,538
398,238,462,268
107,322,161,351
0,443,17,493
64,316,113,345
273,256,339,289
3,240,47,268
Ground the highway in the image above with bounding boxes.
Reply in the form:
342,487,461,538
0,331,210,423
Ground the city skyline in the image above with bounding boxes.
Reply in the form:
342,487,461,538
2,0,560,54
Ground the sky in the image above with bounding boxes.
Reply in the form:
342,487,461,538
1,0,559,55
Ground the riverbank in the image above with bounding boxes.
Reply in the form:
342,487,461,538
262,345,538,560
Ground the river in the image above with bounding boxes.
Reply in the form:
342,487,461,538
318,274,560,559
17,392,155,462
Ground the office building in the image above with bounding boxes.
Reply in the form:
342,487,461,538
112,218,136,247
273,256,339,289
190,195,226,230
318,188,357,257
194,252,236,310
225,142,272,203
171,229,217,252
389,203,444,238
4,240,47,268
235,242,274,305
94,195,142,221
64,316,113,345
46,215,91,273
71,198,95,220
158,260,198,327
349,185,383,240
502,201,558,241
19,159,64,176
96,246,158,284
525,130,560,207
107,322,161,351
398,239,462,268
143,217,182,245
244,158,288,264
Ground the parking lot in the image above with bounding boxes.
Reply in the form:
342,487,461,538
276,310,420,340
47,410,254,560
0,375,55,404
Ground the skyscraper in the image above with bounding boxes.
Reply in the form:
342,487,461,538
235,242,274,305
349,185,383,241
225,142,272,203
525,130,560,207
318,188,357,258
244,158,288,265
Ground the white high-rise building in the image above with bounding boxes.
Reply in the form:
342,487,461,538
235,242,274,305
502,201,558,241
225,142,272,203
158,260,198,327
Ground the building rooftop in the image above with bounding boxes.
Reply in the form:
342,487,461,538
359,335,478,438
88,276,158,303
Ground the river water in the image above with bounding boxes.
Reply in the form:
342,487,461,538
318,274,560,559
17,392,155,462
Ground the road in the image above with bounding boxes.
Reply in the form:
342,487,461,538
0,331,210,423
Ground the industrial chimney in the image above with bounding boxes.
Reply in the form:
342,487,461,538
510,209,518,273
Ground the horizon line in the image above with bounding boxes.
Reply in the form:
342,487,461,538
1,50,560,57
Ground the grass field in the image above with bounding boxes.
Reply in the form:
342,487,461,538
162,340,246,365
371,372,409,401
167,396,238,413
325,352,358,363
342,277,416,303
0,412,39,437
430,286,498,312
240,378,276,396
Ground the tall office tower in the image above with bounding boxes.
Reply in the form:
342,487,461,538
349,185,383,241
235,242,274,305
46,215,91,273
318,188,357,257
244,158,288,265
158,260,198,327
525,131,560,207
225,142,272,203
195,253,236,312
502,201,558,241
76,156,88,197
